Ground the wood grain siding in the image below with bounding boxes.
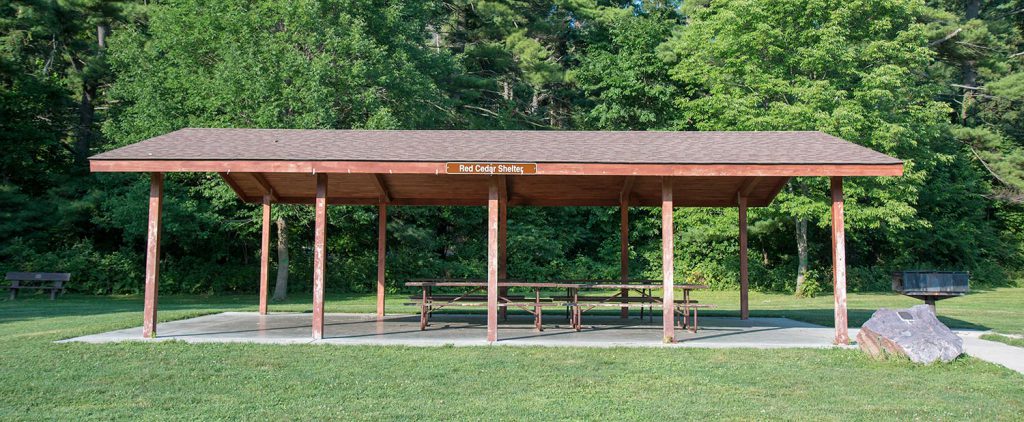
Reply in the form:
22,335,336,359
93,160,904,177
487,178,499,342
661,178,675,343
312,173,328,340
259,195,271,315
831,176,848,345
143,173,163,338
204,174,803,208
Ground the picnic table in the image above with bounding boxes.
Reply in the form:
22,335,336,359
405,279,712,333
405,279,579,331
6,272,70,300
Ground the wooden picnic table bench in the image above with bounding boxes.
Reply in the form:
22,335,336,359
6,272,70,300
553,281,709,332
405,279,713,333
406,279,575,331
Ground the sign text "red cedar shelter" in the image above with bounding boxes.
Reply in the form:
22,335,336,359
446,162,537,175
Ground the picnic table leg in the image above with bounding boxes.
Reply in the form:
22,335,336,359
426,286,433,327
692,306,699,333
647,289,653,323
573,288,581,331
682,289,689,330
420,286,428,330
50,287,57,300
8,287,15,301
565,289,571,326
534,288,542,331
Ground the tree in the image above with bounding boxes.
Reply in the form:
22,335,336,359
569,1,680,130
925,0,1024,198
659,0,1004,290
99,0,460,293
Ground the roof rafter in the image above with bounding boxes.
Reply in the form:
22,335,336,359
370,174,391,204
218,172,250,202
620,176,635,205
250,172,279,202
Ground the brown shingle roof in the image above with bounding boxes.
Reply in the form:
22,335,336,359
90,128,901,165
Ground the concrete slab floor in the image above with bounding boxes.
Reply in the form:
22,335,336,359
62,312,851,349
60,313,1024,375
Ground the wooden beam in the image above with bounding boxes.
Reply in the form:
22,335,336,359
143,173,164,338
251,172,279,202
218,172,251,201
620,176,635,204
661,177,675,343
371,174,391,203
259,194,271,315
377,204,386,319
312,173,328,340
831,176,848,344
620,196,629,319
736,177,760,201
93,160,905,177
498,175,509,203
738,193,749,320
487,177,499,342
271,195,788,208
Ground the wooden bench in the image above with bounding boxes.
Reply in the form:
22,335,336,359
6,272,70,300
405,296,564,331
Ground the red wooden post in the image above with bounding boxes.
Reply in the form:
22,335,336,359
620,199,629,318
497,177,508,319
831,177,849,344
738,193,749,320
661,177,675,343
312,173,328,340
142,172,163,338
376,204,386,319
487,178,499,342
259,194,271,315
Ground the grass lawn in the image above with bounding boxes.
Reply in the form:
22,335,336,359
981,334,1024,348
0,289,1021,420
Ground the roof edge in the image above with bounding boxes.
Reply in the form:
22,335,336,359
90,159,903,177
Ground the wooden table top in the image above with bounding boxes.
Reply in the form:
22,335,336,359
405,280,708,290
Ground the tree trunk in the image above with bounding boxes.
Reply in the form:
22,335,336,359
74,84,95,166
97,24,108,49
272,216,290,300
501,80,512,101
960,0,981,123
72,24,108,167
795,216,809,296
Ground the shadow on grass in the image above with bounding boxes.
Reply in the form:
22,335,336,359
0,294,254,324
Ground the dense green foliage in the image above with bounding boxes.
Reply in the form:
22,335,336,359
1,0,1022,295
1,290,1023,419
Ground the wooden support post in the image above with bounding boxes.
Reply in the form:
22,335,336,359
497,176,508,320
377,204,387,319
738,193,749,320
487,178,499,342
661,177,675,343
259,194,271,315
620,199,629,318
312,173,328,340
142,173,164,339
831,176,849,344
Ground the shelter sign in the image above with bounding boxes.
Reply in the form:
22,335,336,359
446,162,537,175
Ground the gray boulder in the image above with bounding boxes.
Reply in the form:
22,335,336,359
857,304,963,364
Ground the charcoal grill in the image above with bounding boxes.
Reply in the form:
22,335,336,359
892,271,969,310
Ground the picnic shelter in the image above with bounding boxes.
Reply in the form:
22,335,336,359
89,129,903,344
